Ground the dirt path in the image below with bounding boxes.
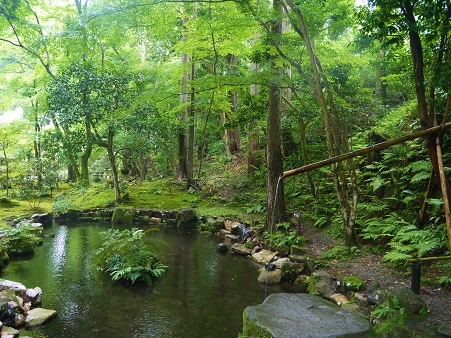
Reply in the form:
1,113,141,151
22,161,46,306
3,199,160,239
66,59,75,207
301,225,451,330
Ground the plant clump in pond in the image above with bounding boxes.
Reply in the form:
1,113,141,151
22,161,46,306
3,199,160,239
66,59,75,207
95,227,167,285
0,223,43,268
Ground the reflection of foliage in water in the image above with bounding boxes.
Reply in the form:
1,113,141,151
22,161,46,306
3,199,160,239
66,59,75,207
95,227,167,285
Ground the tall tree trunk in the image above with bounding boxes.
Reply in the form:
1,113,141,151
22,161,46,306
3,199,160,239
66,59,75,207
375,49,387,101
178,51,189,182
266,0,286,231
248,61,261,174
187,55,196,188
222,54,240,156
106,126,121,203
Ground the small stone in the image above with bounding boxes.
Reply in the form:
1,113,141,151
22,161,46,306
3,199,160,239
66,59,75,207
231,243,251,255
216,243,228,254
26,287,42,306
252,249,278,264
354,292,368,307
329,293,350,306
258,268,282,285
0,325,19,338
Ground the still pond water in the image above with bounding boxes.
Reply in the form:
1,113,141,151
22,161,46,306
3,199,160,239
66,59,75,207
1,223,284,338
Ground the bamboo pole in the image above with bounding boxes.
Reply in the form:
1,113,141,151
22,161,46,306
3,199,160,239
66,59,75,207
435,136,451,254
406,256,451,263
280,122,451,179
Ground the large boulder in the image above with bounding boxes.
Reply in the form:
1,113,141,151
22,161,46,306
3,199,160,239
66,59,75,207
243,293,371,338
0,281,25,295
369,287,427,315
30,213,53,227
111,207,135,225
176,209,197,231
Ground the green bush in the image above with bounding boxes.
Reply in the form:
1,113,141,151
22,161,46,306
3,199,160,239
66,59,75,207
95,227,167,285
0,224,43,256
263,222,306,252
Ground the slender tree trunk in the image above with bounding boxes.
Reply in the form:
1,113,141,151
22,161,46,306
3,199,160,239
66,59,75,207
248,61,261,174
1,145,9,197
178,51,189,182
187,55,196,188
222,54,240,156
266,0,286,230
106,127,121,203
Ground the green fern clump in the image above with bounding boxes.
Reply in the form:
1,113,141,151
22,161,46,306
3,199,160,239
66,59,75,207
383,224,448,264
95,227,167,285
320,245,360,261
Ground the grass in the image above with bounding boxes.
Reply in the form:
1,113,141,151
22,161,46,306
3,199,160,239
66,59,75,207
0,184,72,228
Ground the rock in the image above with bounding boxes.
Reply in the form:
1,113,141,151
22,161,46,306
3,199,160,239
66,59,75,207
25,308,56,328
111,207,135,225
281,262,305,283
310,271,335,298
0,325,19,338
437,324,451,338
329,293,350,306
288,254,306,263
354,292,368,307
149,217,161,224
231,243,252,255
272,257,290,268
216,243,228,254
14,313,25,327
0,280,26,294
371,287,427,315
219,229,231,236
25,287,42,306
293,275,310,293
251,249,278,264
290,244,305,255
176,209,197,231
224,220,239,232
225,234,240,241
258,268,282,285
243,293,371,338
31,213,53,226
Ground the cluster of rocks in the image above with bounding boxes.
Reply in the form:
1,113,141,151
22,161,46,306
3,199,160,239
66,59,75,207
215,221,432,337
54,207,198,231
0,279,56,337
5,213,52,228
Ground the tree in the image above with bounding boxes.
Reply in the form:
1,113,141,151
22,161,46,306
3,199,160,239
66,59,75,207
357,0,451,250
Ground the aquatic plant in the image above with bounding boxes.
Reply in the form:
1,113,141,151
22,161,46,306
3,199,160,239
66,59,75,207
95,227,167,285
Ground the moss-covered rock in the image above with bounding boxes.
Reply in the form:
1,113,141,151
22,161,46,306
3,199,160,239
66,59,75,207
111,207,135,225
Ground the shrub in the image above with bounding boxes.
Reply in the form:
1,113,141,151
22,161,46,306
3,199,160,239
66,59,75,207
263,222,306,252
0,224,43,256
95,228,167,285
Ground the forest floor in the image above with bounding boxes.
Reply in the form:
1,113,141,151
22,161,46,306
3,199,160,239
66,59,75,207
301,225,451,333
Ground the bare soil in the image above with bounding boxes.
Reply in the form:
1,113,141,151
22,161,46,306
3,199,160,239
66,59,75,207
301,225,451,332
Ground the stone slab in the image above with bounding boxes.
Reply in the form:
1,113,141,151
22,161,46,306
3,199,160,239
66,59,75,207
243,293,371,338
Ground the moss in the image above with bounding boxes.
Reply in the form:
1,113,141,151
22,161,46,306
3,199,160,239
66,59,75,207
242,312,273,338
343,275,366,291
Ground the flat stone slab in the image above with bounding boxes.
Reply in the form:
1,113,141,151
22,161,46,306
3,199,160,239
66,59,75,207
243,293,371,338
25,308,57,328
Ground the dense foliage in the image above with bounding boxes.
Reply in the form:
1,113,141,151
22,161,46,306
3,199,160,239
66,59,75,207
0,0,450,278
0,223,43,267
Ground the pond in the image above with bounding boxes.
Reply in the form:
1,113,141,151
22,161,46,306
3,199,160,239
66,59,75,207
1,223,284,338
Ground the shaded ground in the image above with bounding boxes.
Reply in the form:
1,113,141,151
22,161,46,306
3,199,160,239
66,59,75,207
302,225,451,331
